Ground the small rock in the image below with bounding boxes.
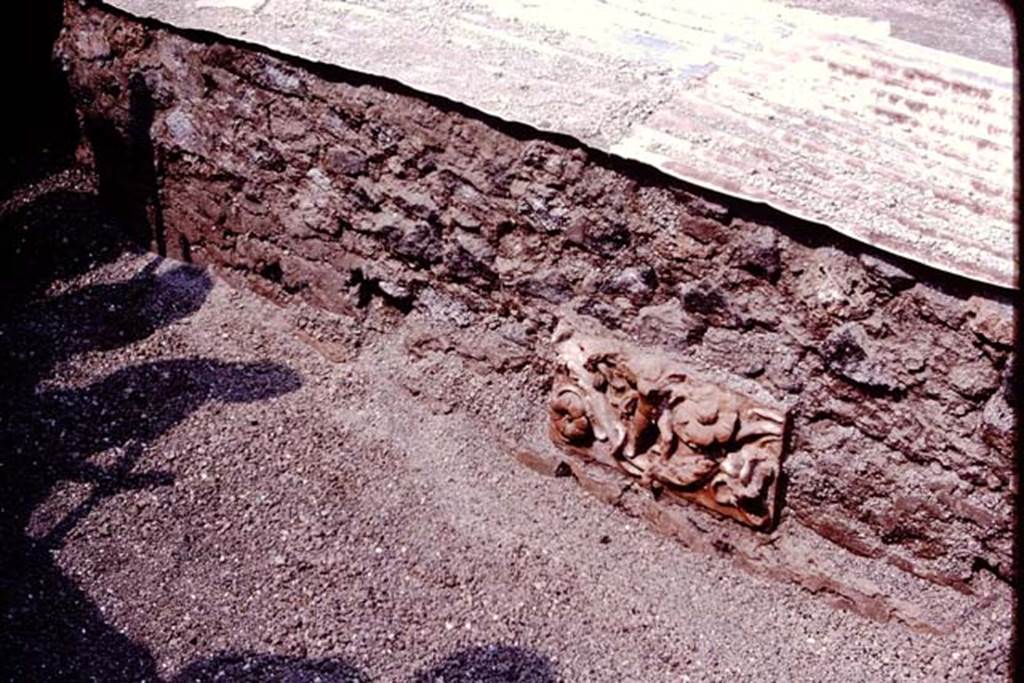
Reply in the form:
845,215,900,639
388,186,439,220
859,253,916,291
680,282,724,315
731,223,781,282
599,265,658,305
568,459,631,505
634,300,706,346
967,296,1013,347
781,379,805,394
902,347,928,373
75,30,111,60
822,323,903,393
948,359,1001,401
455,231,495,262
251,139,285,172
680,216,728,245
514,449,571,478
356,211,403,235
576,298,625,330
444,246,495,284
679,279,737,328
741,362,765,378
444,232,496,284
445,207,481,232
387,221,443,266
517,270,574,304
164,108,206,156
326,148,367,176
567,215,630,256
918,287,970,330
259,63,305,96
377,279,411,301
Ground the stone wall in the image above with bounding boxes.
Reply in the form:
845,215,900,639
57,0,1015,630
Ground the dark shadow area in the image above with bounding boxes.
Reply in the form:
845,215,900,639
0,5,344,680
1,541,158,682
0,11,167,308
85,73,167,255
0,0,149,312
412,644,558,683
0,257,303,680
1,258,213,390
0,3,181,678
0,1,79,198
0,54,301,672
0,190,130,309
172,654,368,683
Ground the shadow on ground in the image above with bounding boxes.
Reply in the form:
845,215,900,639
0,190,558,682
0,2,78,196
0,214,557,679
0,6,309,674
0,3,558,681
172,645,556,682
0,253,305,679
0,190,128,308
412,645,558,683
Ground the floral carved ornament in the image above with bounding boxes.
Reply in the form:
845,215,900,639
549,328,787,529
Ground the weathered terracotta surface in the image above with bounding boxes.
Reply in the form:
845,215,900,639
55,0,1015,631
549,327,786,529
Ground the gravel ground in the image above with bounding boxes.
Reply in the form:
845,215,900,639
0,177,1012,681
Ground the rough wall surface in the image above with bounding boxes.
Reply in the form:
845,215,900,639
57,0,1015,631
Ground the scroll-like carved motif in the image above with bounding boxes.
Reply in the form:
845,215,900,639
549,328,787,529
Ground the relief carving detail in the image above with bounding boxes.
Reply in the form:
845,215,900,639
549,327,787,529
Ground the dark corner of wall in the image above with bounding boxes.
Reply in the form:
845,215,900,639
0,1,79,195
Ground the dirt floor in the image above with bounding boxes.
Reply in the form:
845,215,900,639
0,170,1012,682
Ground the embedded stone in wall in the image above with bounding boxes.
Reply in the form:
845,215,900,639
549,326,787,529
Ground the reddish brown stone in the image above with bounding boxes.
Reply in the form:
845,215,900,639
513,449,570,478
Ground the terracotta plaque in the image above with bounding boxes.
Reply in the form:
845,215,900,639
549,328,787,529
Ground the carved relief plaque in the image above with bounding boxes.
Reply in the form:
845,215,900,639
548,328,787,529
